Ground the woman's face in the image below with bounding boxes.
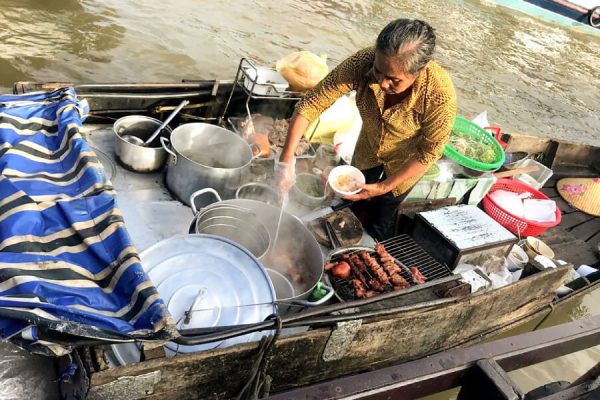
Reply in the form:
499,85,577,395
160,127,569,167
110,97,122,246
372,51,418,95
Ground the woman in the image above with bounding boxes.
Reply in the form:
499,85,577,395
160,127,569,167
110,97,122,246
277,19,457,240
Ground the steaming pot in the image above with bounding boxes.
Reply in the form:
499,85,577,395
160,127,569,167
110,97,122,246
161,123,260,205
189,189,334,314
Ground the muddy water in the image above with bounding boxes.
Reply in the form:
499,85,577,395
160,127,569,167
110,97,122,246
0,0,599,398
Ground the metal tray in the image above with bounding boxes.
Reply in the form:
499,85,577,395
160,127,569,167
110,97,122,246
227,116,316,160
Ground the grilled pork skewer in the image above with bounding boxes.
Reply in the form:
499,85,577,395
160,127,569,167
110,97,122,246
411,266,427,284
360,251,390,286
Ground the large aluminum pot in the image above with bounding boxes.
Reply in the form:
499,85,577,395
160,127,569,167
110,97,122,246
190,188,333,314
113,116,172,172
162,123,260,205
235,182,280,205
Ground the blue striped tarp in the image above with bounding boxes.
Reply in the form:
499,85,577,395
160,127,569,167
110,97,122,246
0,88,175,355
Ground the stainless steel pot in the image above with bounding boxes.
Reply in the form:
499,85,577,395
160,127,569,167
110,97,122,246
235,182,280,205
162,123,260,205
113,116,172,172
190,189,333,314
292,173,327,208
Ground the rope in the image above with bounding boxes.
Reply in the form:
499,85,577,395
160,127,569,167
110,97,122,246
236,315,283,400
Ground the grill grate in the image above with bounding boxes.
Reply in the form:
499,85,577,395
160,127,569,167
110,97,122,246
327,234,452,301
381,235,452,281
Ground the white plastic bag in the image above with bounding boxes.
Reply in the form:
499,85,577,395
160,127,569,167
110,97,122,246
490,189,525,218
523,199,557,223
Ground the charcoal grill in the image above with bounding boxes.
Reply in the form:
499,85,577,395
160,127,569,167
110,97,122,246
326,234,452,301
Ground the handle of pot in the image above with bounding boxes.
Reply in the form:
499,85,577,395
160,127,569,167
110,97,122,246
160,137,177,162
190,188,222,215
250,143,262,160
291,283,335,307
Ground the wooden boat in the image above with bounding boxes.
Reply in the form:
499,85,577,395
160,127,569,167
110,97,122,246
13,81,600,399
491,0,600,34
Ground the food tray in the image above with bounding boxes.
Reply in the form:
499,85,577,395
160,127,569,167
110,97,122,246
239,58,302,99
325,236,452,302
227,116,316,160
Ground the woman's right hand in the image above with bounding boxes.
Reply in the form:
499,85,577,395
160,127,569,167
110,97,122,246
275,158,296,193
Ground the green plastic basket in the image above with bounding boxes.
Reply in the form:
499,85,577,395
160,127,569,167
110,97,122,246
443,115,505,171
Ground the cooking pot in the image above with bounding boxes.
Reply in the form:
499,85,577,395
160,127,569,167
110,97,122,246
109,234,277,365
292,173,327,208
161,123,261,205
235,182,280,205
113,116,172,172
190,188,333,314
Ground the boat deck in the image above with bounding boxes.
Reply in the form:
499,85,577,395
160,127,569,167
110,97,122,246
539,176,600,268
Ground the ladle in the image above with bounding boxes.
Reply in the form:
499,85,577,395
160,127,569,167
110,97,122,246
122,99,189,146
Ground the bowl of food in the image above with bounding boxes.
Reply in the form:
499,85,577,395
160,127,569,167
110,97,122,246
292,173,327,207
327,165,365,197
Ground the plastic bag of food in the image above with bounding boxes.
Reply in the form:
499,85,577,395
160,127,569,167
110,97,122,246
276,51,329,92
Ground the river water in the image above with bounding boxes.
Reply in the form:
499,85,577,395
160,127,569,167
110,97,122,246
0,0,599,399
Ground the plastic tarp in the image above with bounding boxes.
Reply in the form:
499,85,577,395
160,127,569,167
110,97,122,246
0,88,175,356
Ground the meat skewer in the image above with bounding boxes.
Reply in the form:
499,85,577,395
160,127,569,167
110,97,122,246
374,243,412,290
360,251,390,285
345,255,369,286
353,279,367,298
410,266,427,284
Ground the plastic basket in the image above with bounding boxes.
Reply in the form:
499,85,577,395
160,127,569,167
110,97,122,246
444,116,506,171
482,179,562,237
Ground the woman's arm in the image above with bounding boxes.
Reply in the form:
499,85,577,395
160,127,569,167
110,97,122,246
279,113,310,163
344,158,428,201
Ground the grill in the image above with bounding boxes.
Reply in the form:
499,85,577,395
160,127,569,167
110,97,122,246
327,234,452,301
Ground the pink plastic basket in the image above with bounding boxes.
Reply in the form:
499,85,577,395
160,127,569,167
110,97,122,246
483,179,561,237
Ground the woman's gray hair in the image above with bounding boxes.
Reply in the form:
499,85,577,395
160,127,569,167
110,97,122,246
376,19,436,75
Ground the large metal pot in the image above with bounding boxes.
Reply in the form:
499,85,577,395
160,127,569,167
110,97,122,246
162,123,260,205
235,182,280,205
189,189,333,314
113,116,172,172
189,193,272,259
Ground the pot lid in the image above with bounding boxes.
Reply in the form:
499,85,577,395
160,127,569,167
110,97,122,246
142,234,276,354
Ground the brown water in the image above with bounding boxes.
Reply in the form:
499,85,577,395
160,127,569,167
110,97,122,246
0,0,599,398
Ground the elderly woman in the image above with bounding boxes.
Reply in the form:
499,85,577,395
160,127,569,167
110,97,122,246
277,19,457,240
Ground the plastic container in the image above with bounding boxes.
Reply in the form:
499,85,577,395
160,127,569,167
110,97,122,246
482,179,562,237
327,165,365,197
444,115,506,172
242,67,289,96
524,237,555,260
512,159,553,190
505,244,529,271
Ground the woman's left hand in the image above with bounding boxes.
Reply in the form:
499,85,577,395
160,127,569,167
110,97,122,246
343,182,390,201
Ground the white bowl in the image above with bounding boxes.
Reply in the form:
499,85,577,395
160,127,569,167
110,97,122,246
243,67,288,96
327,165,365,197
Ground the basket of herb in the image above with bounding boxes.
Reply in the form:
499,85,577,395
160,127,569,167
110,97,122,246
444,115,505,174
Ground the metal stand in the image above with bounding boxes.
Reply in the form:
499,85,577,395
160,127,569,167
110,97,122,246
219,58,302,127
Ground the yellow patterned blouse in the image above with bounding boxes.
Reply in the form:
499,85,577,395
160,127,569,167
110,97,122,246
296,47,457,196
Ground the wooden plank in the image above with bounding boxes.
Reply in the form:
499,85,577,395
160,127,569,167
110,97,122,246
538,227,578,247
588,232,600,254
85,268,569,399
560,212,594,230
543,177,558,189
570,218,600,242
540,187,559,198
553,196,578,214
550,239,599,267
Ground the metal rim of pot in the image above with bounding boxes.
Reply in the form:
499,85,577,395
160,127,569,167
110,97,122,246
160,123,262,204
292,172,327,208
235,182,281,205
160,125,261,170
194,215,271,260
189,188,334,313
